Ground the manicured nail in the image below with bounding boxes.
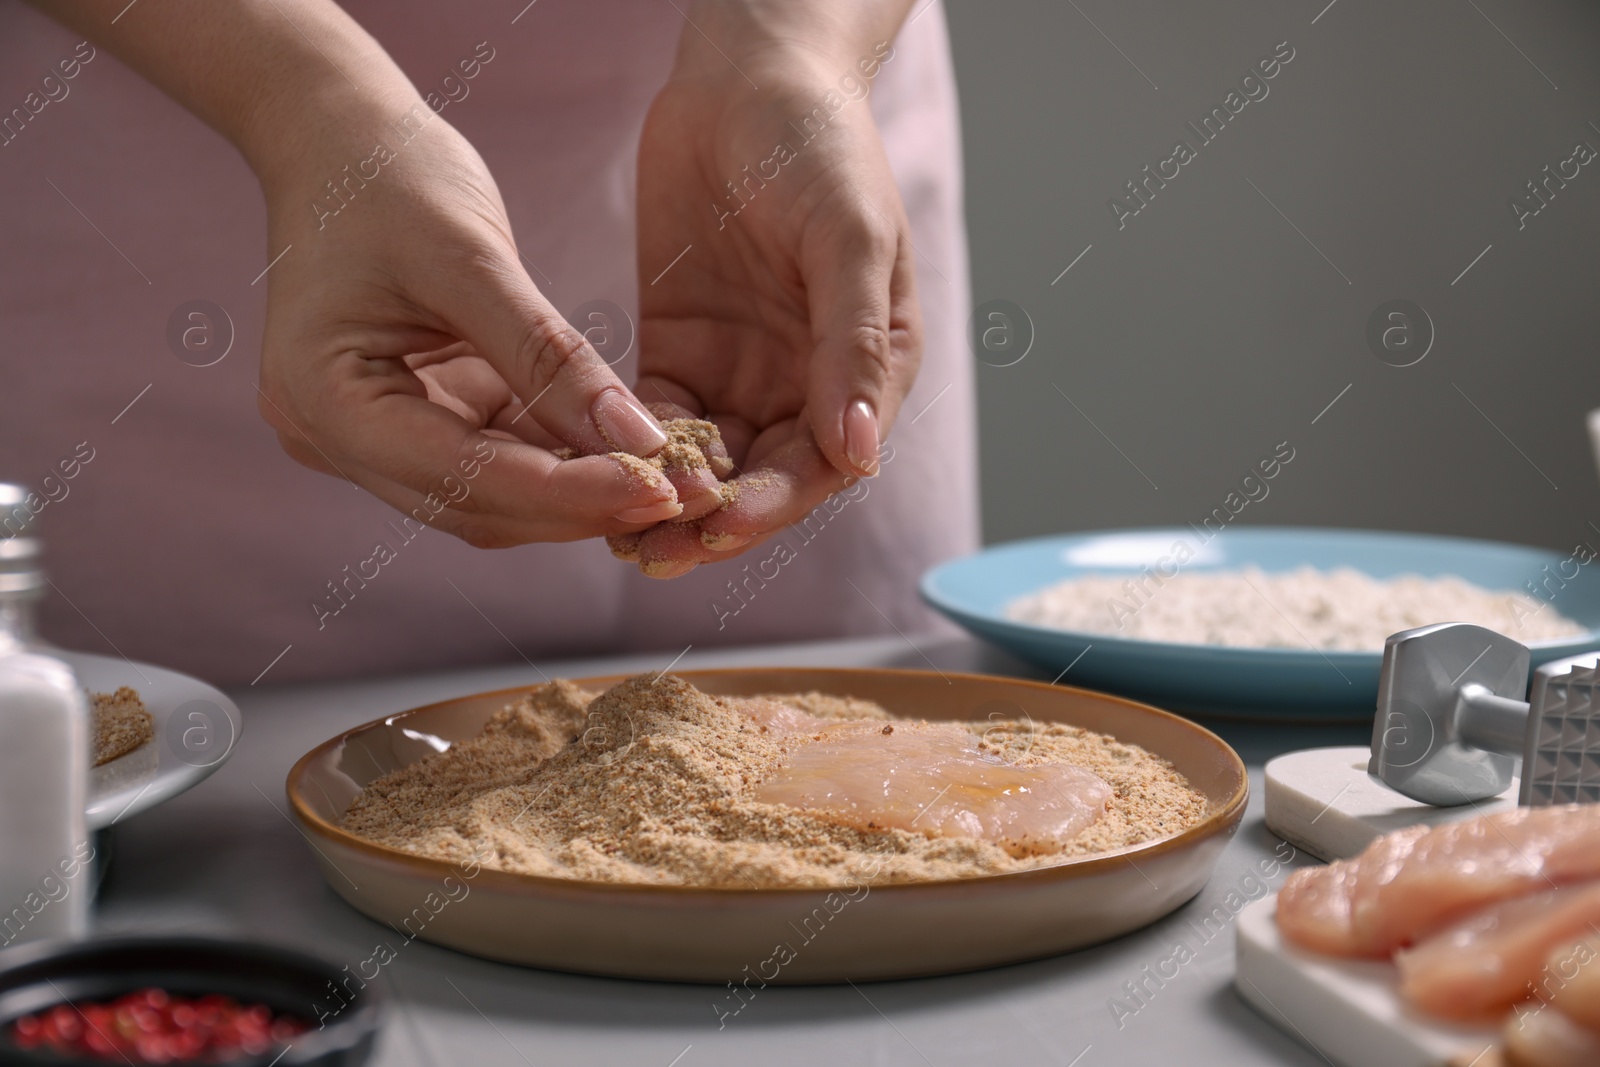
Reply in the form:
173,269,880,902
640,559,695,580
843,399,880,477
702,531,752,552
593,390,668,455
615,501,683,523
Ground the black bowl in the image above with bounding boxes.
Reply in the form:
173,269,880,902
0,937,382,1066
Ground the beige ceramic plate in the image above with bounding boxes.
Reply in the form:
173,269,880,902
287,668,1247,983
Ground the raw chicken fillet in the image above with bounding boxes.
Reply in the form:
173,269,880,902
1276,805,1600,957
744,701,1113,857
1273,806,1600,1067
1394,882,1600,1019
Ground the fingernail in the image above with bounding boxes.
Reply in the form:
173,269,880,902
702,531,752,552
615,501,684,523
844,399,880,477
640,559,695,580
606,532,643,561
593,391,668,455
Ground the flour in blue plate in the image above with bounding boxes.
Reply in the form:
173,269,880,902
1007,566,1586,651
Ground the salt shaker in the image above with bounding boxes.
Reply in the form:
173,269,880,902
0,483,91,946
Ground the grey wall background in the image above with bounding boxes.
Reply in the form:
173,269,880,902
944,0,1600,553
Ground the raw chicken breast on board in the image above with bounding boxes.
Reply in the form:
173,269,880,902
1395,883,1600,1019
1271,806,1600,1067
1500,934,1600,1067
1277,806,1600,957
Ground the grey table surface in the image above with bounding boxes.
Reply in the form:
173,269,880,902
94,634,1371,1067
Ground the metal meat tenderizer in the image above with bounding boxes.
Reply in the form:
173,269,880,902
1368,622,1600,807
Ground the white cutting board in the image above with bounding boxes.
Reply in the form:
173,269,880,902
1235,895,1501,1067
1263,746,1518,862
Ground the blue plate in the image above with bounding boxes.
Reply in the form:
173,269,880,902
920,527,1600,719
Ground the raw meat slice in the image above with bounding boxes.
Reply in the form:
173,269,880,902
1541,933,1600,1033
752,719,1113,857
1276,824,1428,957
1503,1003,1600,1067
1277,806,1600,958
1499,934,1600,1066
1395,883,1600,1019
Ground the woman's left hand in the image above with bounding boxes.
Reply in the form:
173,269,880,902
624,0,922,578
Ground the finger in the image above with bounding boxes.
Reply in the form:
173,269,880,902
802,198,922,480
707,413,757,470
634,374,705,417
639,400,732,519
389,343,559,451
434,250,669,457
400,344,567,450
268,372,682,530
641,401,735,481
666,467,727,523
614,518,782,572
643,399,697,421
275,429,344,480
486,403,567,450
402,340,477,372
699,424,736,478
647,420,851,559
624,522,706,579
343,452,683,548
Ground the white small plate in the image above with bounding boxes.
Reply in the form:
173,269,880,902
55,650,242,830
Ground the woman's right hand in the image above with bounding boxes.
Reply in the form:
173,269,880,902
254,103,686,548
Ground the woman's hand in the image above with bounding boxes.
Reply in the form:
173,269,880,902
32,0,683,549
624,0,922,577
255,108,687,548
